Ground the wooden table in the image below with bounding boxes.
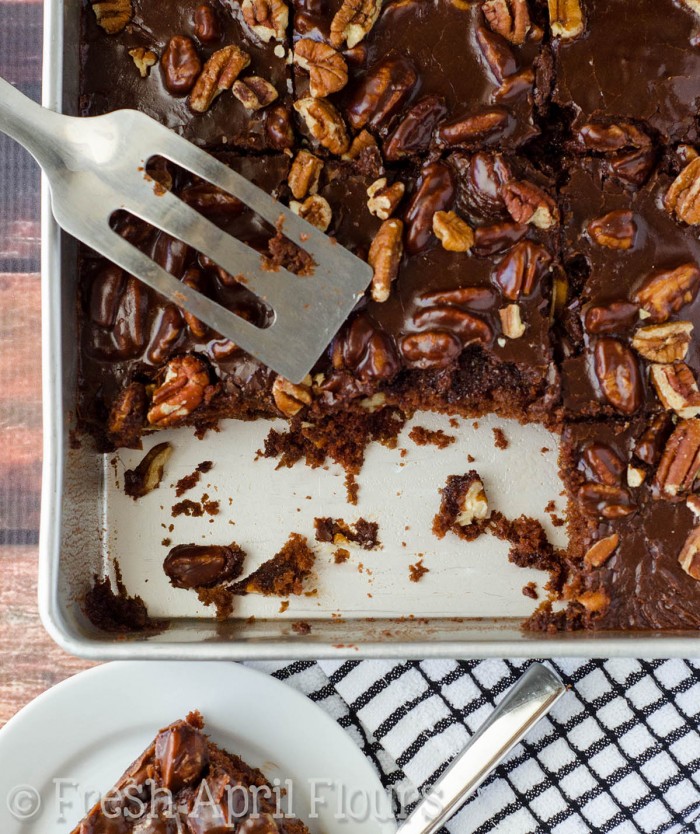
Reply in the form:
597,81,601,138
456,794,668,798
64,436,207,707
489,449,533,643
0,2,96,729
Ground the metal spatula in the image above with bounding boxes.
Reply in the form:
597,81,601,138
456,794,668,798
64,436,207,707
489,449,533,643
0,76,373,383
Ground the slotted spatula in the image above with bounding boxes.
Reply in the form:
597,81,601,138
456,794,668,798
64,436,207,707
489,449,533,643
0,76,373,383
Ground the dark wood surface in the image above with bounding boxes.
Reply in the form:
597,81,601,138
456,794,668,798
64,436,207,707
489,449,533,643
0,2,97,729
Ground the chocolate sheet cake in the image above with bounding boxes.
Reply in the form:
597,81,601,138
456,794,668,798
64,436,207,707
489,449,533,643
78,0,700,631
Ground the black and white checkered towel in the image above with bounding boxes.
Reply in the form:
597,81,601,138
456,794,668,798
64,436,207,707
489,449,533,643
248,659,700,834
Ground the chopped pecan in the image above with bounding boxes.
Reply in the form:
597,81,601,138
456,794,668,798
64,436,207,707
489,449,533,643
367,178,405,220
162,36,202,95
329,0,382,48
583,533,619,569
272,375,313,416
632,264,700,324
492,240,552,301
631,321,693,363
653,419,700,499
231,76,278,110
147,305,185,365
189,46,251,113
679,527,700,580
587,210,637,250
547,0,584,39
499,304,526,338
147,355,217,427
294,97,350,155
124,442,174,499
688,494,700,517
577,588,611,615
129,48,157,78
593,338,643,415
290,195,332,231
294,39,349,98
343,129,379,161
91,0,132,33
627,465,646,488
650,362,700,418
456,478,489,527
288,150,324,200
502,180,559,229
432,211,474,253
665,158,700,225
577,483,636,519
368,218,404,302
482,0,532,44
240,0,288,42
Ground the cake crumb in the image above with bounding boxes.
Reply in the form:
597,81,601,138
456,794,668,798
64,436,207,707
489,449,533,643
161,537,171,547
174,460,214,497
433,472,490,541
292,620,311,634
492,428,509,450
230,533,316,597
541,447,551,454
345,472,359,504
314,516,380,550
449,418,459,428
522,582,538,599
409,560,430,583
467,453,475,463
334,548,351,564
408,426,456,449
279,600,289,613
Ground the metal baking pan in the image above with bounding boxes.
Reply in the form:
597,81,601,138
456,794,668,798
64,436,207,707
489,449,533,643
38,0,700,659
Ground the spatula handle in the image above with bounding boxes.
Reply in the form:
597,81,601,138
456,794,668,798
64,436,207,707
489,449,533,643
395,663,565,834
0,75,62,169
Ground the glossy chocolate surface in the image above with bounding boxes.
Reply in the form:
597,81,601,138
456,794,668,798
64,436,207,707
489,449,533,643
79,0,700,631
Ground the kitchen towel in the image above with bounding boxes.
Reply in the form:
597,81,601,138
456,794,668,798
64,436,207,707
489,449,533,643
250,659,700,834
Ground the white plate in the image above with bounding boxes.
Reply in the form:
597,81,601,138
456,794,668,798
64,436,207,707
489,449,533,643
0,662,396,833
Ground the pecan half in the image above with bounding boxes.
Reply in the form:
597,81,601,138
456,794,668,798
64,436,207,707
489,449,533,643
107,383,148,448
294,97,350,155
404,161,456,254
332,313,400,382
231,76,278,110
368,218,404,302
632,264,700,323
585,301,640,335
294,39,349,98
631,321,693,363
162,36,202,95
329,0,382,49
634,413,674,466
665,158,700,225
583,533,620,569
272,375,313,416
587,210,637,250
577,483,636,519
383,96,448,161
654,419,700,499
475,25,517,85
288,150,324,200
547,0,584,39
124,442,173,499
91,0,132,33
679,527,700,580
147,355,217,427
482,0,532,45
194,4,221,43
593,338,643,414
581,442,625,486
650,362,700,418
577,121,651,154
492,240,552,301
400,331,463,369
367,178,405,220
502,180,559,229
180,268,208,339
436,107,510,147
240,0,288,42
129,48,157,78
499,304,526,339
345,56,418,131
432,211,474,253
290,195,332,231
189,46,251,113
